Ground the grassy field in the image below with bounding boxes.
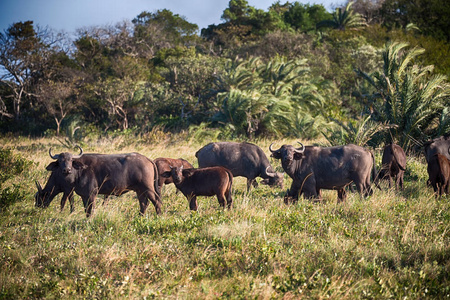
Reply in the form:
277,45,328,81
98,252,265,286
0,135,449,299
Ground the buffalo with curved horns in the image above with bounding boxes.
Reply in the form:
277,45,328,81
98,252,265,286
269,142,376,203
35,147,161,217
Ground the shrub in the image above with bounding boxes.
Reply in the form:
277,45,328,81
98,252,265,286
0,148,33,211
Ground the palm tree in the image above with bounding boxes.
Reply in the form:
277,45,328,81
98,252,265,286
356,42,450,150
211,56,339,139
316,2,366,31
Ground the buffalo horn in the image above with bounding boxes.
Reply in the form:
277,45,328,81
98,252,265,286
49,148,59,159
294,142,305,153
35,180,43,193
72,145,83,159
265,166,276,177
269,143,281,153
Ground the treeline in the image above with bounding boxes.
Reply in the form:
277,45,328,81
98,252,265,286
0,0,449,150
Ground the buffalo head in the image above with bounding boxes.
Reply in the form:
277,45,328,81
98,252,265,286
269,142,305,166
161,165,192,185
47,146,84,175
34,180,48,208
261,166,284,188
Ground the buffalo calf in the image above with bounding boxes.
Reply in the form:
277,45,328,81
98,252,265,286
162,166,233,210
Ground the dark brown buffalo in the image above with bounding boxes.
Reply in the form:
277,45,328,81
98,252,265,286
161,166,233,211
154,157,194,190
35,147,161,217
269,142,376,203
427,153,450,197
196,142,284,192
423,134,450,163
376,143,406,190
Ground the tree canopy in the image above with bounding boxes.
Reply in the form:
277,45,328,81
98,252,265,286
0,0,449,146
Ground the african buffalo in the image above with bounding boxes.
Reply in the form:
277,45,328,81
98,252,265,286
161,166,233,211
376,143,406,190
427,152,450,197
423,134,450,163
269,142,376,203
195,142,283,191
154,157,194,190
35,147,161,217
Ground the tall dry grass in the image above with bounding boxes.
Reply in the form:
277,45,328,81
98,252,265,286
0,135,449,299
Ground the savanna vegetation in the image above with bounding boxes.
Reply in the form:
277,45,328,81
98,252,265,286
1,135,449,299
1,0,450,298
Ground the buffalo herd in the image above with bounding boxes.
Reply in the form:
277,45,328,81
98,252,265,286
35,135,450,217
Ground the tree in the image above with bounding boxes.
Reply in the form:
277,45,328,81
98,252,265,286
380,0,450,42
132,9,199,59
346,0,384,24
317,2,367,31
283,2,331,32
201,0,287,47
37,80,77,136
356,42,450,150
211,56,332,138
0,21,56,120
94,76,141,131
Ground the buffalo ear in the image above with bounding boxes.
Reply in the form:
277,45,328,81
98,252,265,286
161,171,172,178
293,152,304,160
182,169,194,177
72,160,87,170
270,152,281,159
46,161,59,171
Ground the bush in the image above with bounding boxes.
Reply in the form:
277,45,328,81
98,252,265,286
0,148,33,211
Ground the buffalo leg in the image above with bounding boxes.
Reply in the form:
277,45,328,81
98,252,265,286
60,190,75,213
138,190,161,215
69,192,75,213
60,192,70,212
285,180,303,204
247,178,257,192
189,196,198,211
337,189,346,203
217,194,226,209
82,195,95,217
225,188,233,209
396,173,404,190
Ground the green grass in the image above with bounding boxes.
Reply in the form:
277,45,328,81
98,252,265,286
0,136,449,299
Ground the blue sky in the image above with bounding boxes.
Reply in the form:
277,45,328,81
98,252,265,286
0,0,342,34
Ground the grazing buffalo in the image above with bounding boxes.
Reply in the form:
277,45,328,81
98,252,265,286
35,147,161,217
269,142,376,203
423,134,450,163
195,142,284,191
427,152,450,197
154,157,194,190
376,143,406,190
162,166,233,211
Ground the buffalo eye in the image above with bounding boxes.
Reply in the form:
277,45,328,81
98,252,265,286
161,171,172,178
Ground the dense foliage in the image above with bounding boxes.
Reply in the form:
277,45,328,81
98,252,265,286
0,0,449,147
